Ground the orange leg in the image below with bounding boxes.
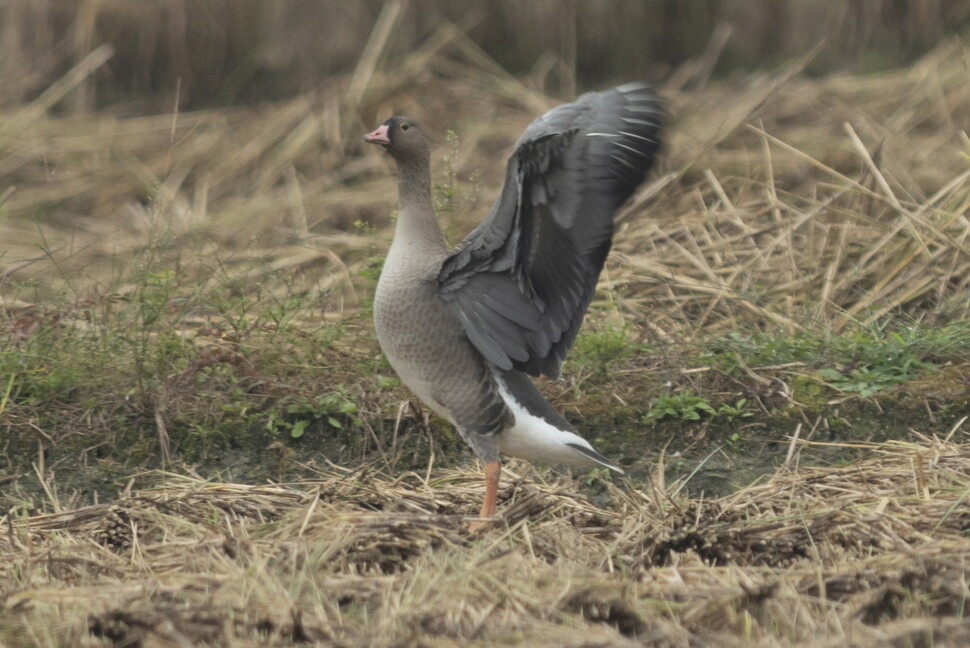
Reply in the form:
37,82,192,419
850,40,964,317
470,461,501,530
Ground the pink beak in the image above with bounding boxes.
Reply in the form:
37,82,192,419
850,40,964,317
363,124,390,145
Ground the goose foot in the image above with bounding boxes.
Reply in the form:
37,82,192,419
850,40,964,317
468,461,501,531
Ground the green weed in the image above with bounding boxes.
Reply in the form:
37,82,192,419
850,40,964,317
433,130,481,245
432,129,462,245
269,391,360,439
644,390,714,422
569,315,643,374
706,317,970,398
644,390,753,423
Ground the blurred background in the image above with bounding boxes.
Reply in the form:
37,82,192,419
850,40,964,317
2,0,969,112
1,0,968,323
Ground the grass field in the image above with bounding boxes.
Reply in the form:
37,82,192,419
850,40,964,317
2,9,970,647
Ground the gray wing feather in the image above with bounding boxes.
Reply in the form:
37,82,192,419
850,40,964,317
438,81,662,377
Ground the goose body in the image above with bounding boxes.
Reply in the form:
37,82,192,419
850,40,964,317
364,81,662,521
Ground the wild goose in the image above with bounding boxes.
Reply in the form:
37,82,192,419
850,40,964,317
363,81,662,524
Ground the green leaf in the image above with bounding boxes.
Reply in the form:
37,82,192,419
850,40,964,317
290,419,310,438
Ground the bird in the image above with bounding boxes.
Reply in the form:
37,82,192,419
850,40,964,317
363,81,662,524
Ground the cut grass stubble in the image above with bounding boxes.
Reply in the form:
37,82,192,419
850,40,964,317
2,435,968,646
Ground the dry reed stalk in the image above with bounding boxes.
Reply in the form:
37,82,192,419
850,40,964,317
347,0,408,108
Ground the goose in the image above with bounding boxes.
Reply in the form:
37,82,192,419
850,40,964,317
363,81,662,524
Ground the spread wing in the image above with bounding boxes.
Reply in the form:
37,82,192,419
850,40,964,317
437,81,662,377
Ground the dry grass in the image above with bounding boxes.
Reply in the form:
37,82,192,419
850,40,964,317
2,34,969,332
633,39,970,337
2,434,968,646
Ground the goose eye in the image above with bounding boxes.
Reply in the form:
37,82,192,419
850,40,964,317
400,122,410,131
